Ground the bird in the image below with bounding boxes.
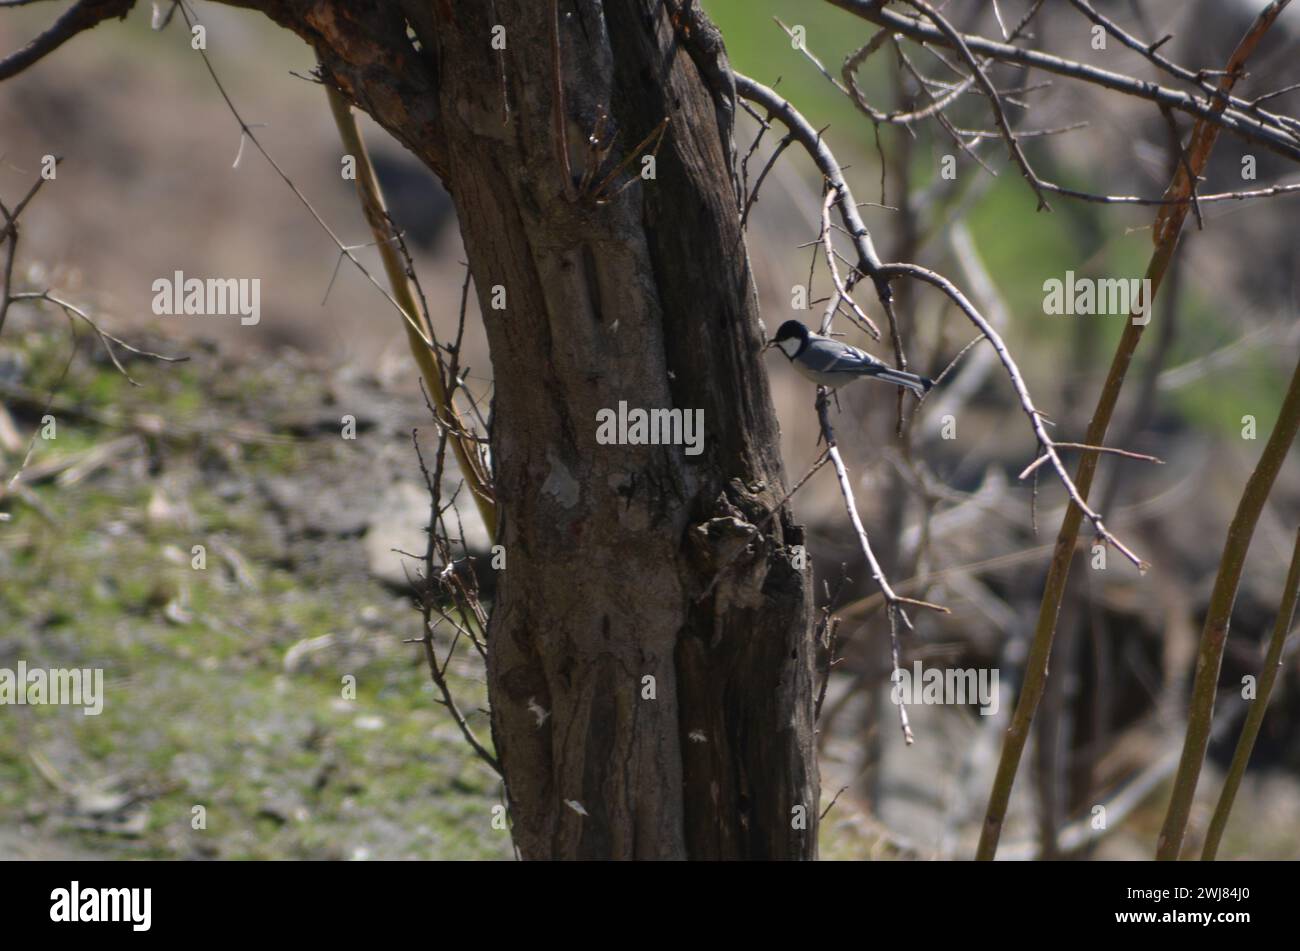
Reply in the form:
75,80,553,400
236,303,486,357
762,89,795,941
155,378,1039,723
763,319,934,397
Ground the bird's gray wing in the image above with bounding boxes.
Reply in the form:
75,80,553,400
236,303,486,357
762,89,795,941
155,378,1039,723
801,337,884,375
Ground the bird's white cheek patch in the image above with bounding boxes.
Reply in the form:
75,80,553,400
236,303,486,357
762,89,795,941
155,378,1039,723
777,339,801,358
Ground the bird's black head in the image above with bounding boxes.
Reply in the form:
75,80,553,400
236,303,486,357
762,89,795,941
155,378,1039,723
773,319,810,345
766,319,810,359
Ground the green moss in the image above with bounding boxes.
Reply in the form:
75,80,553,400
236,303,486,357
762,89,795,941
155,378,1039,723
0,329,507,860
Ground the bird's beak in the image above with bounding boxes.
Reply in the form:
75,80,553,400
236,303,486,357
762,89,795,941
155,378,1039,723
761,338,776,352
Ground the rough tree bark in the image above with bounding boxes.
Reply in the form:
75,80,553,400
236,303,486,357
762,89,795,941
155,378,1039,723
420,0,818,860
3,0,819,859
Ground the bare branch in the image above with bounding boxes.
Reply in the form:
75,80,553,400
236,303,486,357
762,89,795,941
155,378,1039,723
825,0,1300,163
10,291,186,384
1068,0,1300,140
875,263,1148,570
735,73,887,334
905,0,1051,210
0,164,59,335
0,0,131,81
737,69,1149,569
1018,443,1163,480
815,389,949,745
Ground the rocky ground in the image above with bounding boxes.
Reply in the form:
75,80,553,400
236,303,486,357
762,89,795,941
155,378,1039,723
0,312,507,860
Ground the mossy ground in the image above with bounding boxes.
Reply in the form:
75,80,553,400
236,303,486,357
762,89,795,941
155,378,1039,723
0,321,510,859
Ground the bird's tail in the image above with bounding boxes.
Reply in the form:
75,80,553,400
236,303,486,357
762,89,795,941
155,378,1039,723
869,366,934,398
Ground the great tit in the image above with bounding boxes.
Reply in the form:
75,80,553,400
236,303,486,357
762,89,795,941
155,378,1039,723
764,319,933,397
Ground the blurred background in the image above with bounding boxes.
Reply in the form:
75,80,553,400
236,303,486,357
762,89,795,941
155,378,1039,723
1,0,1298,858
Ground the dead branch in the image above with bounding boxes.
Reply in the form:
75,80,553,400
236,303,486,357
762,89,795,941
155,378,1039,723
0,0,131,81
825,0,1300,164
815,388,950,745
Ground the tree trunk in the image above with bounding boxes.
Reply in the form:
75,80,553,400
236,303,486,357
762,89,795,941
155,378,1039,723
253,0,819,859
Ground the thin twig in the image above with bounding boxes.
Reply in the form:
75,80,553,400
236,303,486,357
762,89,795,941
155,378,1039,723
10,292,186,385
171,3,435,355
1018,443,1163,480
815,389,948,744
825,0,1300,163
905,0,1051,210
0,164,58,335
